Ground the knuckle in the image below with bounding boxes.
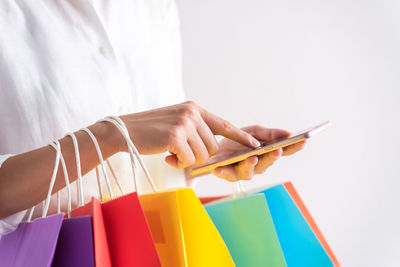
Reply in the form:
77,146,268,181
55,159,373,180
181,102,198,116
251,125,263,134
184,100,197,107
222,120,233,132
176,114,191,127
168,126,183,141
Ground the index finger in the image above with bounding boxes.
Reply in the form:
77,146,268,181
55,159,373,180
200,109,261,148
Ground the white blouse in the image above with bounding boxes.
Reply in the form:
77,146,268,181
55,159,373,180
0,0,186,236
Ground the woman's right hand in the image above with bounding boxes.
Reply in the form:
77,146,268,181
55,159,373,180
119,101,261,169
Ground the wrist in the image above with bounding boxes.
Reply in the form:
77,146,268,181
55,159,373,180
89,121,126,156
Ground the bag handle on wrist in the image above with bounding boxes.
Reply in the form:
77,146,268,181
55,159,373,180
98,116,158,193
82,127,114,200
98,118,138,192
66,132,84,207
49,141,72,218
27,140,63,221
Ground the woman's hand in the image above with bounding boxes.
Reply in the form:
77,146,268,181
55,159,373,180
211,125,306,182
119,101,261,169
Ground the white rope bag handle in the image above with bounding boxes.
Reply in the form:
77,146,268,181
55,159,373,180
67,131,123,205
97,118,138,192
27,141,61,221
106,159,125,196
232,181,247,200
41,140,62,218
81,127,114,200
48,141,73,218
93,162,124,200
25,123,140,221
27,140,62,221
98,116,158,193
66,132,84,207
109,116,157,191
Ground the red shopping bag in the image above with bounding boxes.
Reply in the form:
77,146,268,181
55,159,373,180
199,195,228,204
80,126,161,267
102,192,161,267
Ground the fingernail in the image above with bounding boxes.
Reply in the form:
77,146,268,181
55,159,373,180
251,138,261,147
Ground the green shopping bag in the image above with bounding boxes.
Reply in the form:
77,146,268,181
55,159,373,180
205,183,286,267
204,181,340,267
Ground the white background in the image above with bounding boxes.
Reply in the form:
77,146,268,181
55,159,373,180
176,0,400,266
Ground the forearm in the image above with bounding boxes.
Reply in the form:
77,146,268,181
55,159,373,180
0,122,123,219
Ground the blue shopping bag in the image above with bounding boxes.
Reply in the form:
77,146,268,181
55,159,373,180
259,182,340,267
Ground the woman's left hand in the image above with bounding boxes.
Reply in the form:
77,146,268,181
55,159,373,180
211,125,306,182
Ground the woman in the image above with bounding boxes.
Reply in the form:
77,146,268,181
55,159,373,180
0,0,304,236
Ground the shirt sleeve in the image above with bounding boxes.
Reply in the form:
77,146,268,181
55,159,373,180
0,154,28,238
0,154,13,168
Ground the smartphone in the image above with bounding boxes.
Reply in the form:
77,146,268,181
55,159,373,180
190,121,331,176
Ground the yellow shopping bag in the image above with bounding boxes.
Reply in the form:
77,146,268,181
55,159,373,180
140,188,235,267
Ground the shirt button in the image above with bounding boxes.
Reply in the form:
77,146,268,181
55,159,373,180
99,46,109,57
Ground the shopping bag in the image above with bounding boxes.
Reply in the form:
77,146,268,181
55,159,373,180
199,195,228,204
0,214,64,267
82,125,161,267
70,197,111,267
65,131,112,267
205,193,286,267
259,182,340,267
51,216,95,267
101,192,160,267
102,117,234,267
0,141,65,267
51,142,95,267
139,188,235,267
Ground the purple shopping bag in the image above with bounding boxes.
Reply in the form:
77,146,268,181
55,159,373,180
0,213,64,267
0,140,69,267
51,216,95,267
49,136,95,267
